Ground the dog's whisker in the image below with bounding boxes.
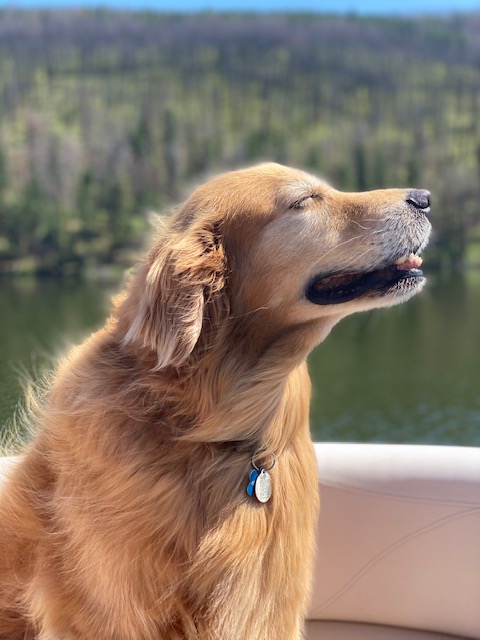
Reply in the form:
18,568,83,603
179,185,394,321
230,305,272,319
316,227,387,263
350,220,374,230
315,233,368,262
343,246,377,268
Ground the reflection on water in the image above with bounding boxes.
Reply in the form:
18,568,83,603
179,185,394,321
1,272,479,445
0,278,111,435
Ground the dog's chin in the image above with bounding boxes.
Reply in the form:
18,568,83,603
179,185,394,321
306,266,426,307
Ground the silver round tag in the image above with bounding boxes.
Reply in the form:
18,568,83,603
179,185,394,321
255,469,272,503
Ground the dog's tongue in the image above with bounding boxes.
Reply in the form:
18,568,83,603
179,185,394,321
394,253,423,270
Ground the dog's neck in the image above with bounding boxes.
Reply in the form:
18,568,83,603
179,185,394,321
117,312,337,449
176,318,329,447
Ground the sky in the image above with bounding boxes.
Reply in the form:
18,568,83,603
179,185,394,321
1,0,480,13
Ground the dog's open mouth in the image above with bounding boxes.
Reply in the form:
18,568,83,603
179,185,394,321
307,253,425,305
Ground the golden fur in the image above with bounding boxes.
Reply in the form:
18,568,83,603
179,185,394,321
0,163,431,639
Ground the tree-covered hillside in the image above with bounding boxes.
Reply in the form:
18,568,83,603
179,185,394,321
0,10,479,274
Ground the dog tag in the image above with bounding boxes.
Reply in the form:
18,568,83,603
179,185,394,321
246,469,259,497
254,469,272,503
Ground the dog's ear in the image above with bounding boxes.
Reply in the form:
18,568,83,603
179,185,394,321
122,220,227,369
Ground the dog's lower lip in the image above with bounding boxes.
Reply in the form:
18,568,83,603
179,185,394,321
306,264,424,305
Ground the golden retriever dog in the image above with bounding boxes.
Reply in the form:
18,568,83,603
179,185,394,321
0,163,431,640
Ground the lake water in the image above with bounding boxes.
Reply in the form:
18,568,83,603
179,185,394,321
1,272,479,446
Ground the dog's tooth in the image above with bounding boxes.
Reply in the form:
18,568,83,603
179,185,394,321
394,253,423,269
395,254,424,270
407,254,423,268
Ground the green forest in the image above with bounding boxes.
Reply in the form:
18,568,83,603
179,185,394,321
0,10,480,275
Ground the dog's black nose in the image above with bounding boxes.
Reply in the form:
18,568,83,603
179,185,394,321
406,189,431,212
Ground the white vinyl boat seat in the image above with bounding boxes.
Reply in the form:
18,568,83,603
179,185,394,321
306,620,468,639
2,445,480,640
308,444,480,640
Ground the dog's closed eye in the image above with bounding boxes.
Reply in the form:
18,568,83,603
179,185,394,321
290,194,323,210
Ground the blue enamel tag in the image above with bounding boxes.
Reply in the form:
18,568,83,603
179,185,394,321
246,469,259,496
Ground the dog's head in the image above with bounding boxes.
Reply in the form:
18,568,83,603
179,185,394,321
119,163,431,369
